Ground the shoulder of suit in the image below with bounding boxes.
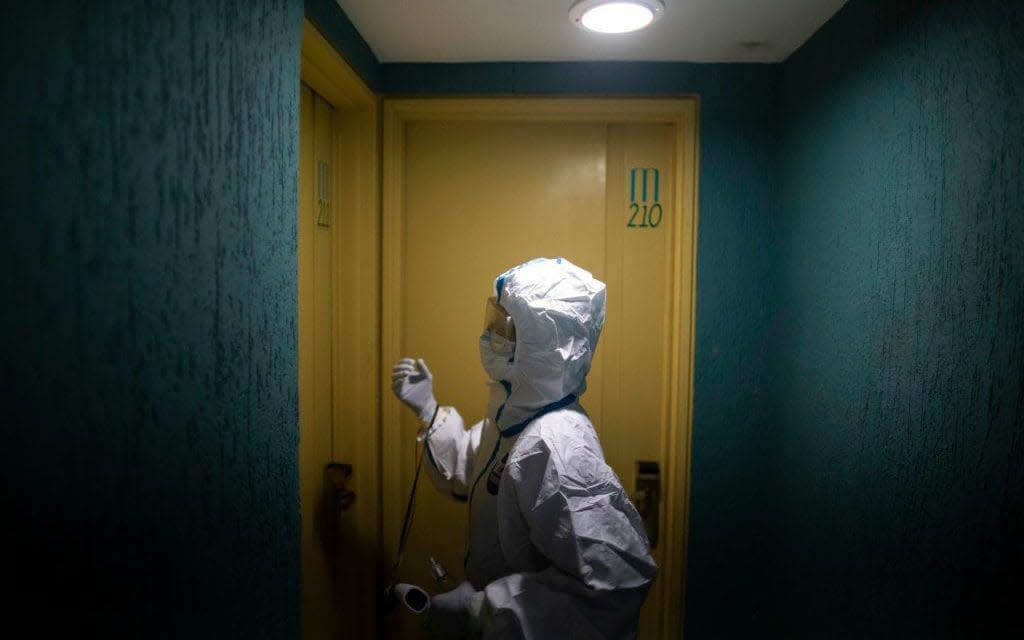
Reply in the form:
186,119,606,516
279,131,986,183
509,408,593,459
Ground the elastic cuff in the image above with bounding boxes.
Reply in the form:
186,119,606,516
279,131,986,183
418,398,439,424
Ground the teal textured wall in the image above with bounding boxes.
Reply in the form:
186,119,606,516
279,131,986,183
773,0,1023,636
684,92,778,638
1,0,304,636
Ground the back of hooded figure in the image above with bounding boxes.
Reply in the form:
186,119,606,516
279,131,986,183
391,257,657,639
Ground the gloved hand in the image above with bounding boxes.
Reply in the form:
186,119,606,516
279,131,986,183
391,358,438,423
426,580,484,639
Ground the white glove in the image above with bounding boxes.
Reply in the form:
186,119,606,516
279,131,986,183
426,580,485,638
391,358,438,423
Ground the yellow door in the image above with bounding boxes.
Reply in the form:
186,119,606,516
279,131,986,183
300,21,382,640
299,83,342,640
298,82,334,638
382,99,697,639
299,81,378,640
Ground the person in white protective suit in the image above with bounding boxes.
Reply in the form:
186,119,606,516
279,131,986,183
390,257,658,639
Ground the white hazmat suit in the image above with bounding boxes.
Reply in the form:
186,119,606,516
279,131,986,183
392,257,657,639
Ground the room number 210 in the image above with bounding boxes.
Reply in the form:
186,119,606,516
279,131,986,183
628,202,663,228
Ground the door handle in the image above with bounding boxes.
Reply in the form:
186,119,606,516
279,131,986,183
320,463,355,564
635,460,660,548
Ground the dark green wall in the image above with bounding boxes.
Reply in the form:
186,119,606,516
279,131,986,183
1,0,304,636
683,85,778,639
772,0,1023,636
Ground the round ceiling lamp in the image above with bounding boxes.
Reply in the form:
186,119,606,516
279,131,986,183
569,0,666,34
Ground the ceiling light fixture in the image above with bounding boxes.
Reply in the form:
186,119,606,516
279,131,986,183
569,0,665,35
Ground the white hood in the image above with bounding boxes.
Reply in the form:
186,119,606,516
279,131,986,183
491,257,606,434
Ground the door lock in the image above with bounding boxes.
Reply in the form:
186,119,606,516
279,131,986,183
635,460,660,548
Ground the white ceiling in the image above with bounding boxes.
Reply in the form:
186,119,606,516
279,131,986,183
335,0,849,64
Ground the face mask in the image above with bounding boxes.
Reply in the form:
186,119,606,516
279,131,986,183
479,331,515,381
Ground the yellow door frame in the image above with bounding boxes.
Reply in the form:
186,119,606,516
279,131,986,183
299,19,380,639
380,97,700,638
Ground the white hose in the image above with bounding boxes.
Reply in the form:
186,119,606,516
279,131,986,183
391,583,431,615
